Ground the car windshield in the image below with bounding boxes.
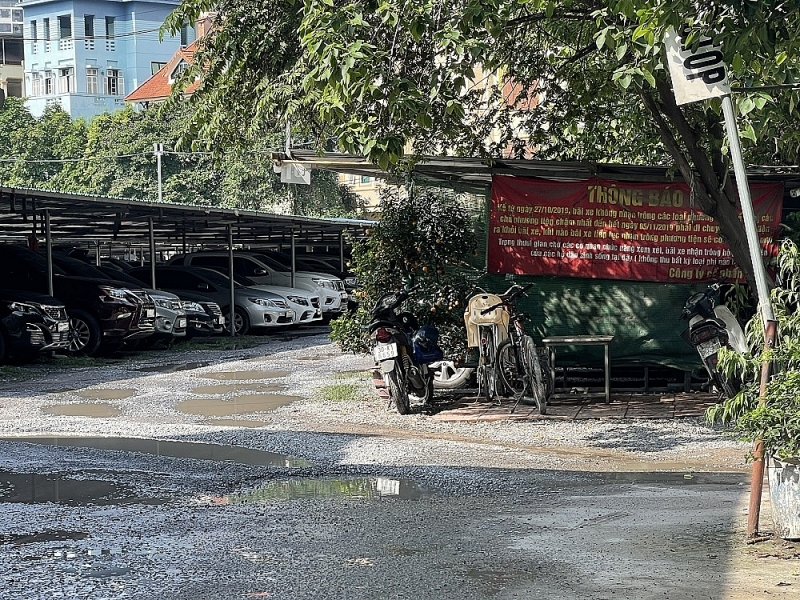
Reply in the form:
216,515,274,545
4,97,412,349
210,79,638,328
52,256,110,279
192,267,244,289
250,254,290,273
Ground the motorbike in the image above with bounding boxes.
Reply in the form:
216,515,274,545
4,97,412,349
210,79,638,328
680,282,748,398
366,284,444,414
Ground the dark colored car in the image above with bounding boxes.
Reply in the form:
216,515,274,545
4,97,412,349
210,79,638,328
0,290,71,363
98,265,224,338
49,255,157,348
0,244,153,356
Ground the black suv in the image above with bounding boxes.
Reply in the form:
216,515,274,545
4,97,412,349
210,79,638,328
0,244,155,356
0,290,71,363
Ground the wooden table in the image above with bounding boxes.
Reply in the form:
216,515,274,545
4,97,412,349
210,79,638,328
541,335,615,403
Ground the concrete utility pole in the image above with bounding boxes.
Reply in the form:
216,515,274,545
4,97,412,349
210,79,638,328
154,143,164,203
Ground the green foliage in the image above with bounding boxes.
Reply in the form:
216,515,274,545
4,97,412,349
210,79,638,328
707,239,800,460
0,99,363,217
317,382,364,402
329,185,479,358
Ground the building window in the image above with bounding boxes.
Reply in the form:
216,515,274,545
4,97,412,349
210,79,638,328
30,20,37,50
12,9,22,23
44,71,54,95
180,23,194,46
151,61,167,75
31,74,43,96
58,15,71,39
84,15,94,38
2,38,23,65
86,67,98,94
43,18,50,40
0,9,8,19
58,67,74,93
6,79,22,97
105,68,123,95
0,24,10,34
105,16,115,38
169,61,188,83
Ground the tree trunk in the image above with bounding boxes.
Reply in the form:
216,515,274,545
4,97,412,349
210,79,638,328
641,82,763,295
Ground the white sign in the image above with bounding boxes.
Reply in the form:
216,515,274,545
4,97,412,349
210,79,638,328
280,163,311,185
664,27,730,105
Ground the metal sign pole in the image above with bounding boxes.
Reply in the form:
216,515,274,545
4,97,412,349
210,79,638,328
665,27,777,538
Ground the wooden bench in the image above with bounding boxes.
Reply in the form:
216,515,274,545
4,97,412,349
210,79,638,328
541,335,615,404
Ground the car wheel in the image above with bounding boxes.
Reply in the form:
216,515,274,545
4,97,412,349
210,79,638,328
67,310,102,356
233,307,250,336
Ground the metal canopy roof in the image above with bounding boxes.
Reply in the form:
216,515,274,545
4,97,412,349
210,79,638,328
276,150,800,193
0,186,374,250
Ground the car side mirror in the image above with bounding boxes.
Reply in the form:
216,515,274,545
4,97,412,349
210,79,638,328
253,268,267,276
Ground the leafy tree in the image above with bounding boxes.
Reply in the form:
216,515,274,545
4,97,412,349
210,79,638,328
329,185,478,356
0,100,362,217
165,0,800,294
0,100,87,188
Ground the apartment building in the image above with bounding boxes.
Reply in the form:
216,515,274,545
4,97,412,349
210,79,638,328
0,0,23,99
21,0,193,119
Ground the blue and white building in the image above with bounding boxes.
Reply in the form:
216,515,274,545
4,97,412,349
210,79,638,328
20,0,194,120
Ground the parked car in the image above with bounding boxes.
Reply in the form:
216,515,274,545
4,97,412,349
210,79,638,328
0,289,71,363
48,254,158,349
222,271,322,326
168,251,348,320
178,297,226,338
127,265,294,335
256,250,359,311
0,244,154,356
95,266,188,347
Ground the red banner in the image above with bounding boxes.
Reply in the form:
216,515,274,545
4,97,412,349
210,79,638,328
488,176,784,283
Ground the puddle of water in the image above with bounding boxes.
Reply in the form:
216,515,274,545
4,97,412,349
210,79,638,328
42,404,122,418
1,437,310,468
227,477,432,503
76,389,135,400
0,470,163,506
176,394,302,416
2,531,89,545
191,383,282,395
199,370,289,381
136,361,213,373
592,471,748,486
205,419,270,428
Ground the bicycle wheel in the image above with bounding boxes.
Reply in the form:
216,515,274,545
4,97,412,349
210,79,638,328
497,340,526,399
479,327,497,402
523,336,547,415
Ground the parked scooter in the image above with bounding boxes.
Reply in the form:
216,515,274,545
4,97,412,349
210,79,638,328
367,284,444,414
680,282,748,398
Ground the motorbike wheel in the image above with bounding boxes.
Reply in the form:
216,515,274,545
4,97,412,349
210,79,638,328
519,337,547,415
386,369,411,415
497,341,526,399
409,376,434,406
430,361,474,389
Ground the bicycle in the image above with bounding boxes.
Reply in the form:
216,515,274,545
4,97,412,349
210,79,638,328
465,283,550,414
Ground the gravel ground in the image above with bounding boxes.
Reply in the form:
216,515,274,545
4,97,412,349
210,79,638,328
1,330,795,600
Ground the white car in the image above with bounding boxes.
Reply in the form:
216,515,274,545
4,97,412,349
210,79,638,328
168,251,348,320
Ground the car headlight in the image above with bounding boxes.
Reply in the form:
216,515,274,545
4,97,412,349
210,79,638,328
312,278,335,289
10,301,38,314
344,277,357,286
286,295,307,304
249,297,278,308
181,301,204,312
99,286,128,301
154,298,173,309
